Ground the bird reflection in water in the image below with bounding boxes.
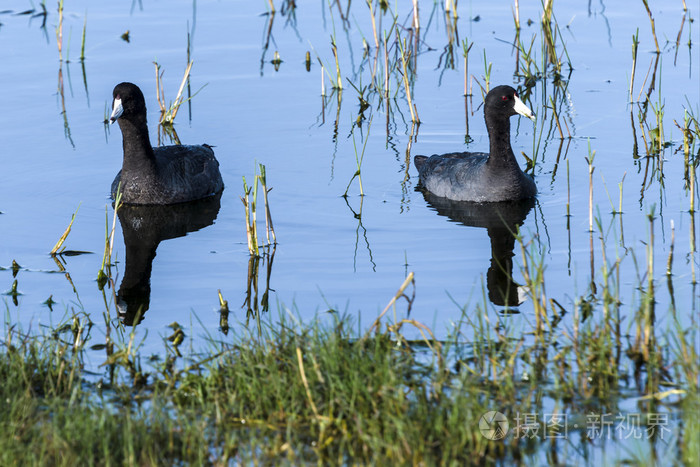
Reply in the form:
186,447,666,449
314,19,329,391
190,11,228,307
419,191,535,310
115,193,222,325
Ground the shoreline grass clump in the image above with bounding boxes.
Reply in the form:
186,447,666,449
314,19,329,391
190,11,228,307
2,236,699,467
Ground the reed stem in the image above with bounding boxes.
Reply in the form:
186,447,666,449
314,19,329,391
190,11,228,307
629,29,639,102
79,12,87,62
641,0,660,54
586,141,596,232
56,0,64,61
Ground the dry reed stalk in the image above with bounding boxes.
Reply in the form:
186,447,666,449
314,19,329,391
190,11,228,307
629,29,639,102
153,61,194,124
586,143,596,232
108,190,121,259
691,152,696,214
643,212,655,360
169,61,193,121
462,39,472,96
321,66,326,96
673,13,686,65
366,0,380,86
550,96,564,139
383,32,389,99
641,0,660,53
241,178,258,256
51,204,80,255
445,0,458,20
667,220,675,275
412,0,419,30
331,36,342,90
365,272,415,337
155,62,166,112
259,164,276,245
397,34,419,124
367,0,379,51
56,0,64,60
296,348,320,419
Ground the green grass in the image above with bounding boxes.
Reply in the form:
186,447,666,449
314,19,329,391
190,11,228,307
1,272,697,465
0,310,493,464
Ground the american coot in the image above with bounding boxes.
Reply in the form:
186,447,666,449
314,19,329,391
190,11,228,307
109,82,224,205
414,85,536,202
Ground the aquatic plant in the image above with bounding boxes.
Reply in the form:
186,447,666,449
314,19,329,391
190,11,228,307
241,164,277,256
50,204,80,255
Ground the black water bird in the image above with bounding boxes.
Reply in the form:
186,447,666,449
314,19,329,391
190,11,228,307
109,82,224,205
414,85,536,202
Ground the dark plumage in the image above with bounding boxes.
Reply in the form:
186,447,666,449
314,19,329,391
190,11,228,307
109,82,224,205
414,85,536,202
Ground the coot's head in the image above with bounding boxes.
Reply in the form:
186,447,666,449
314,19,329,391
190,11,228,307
110,82,147,124
484,85,535,121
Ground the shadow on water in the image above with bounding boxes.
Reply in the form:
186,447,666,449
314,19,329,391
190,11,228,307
418,190,535,309
115,193,222,326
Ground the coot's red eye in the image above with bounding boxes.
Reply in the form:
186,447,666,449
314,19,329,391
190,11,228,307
501,95,509,101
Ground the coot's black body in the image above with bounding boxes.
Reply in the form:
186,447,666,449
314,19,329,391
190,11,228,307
110,82,224,205
414,85,536,203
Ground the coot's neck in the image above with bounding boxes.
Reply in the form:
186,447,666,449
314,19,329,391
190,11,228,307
118,115,156,173
485,112,517,168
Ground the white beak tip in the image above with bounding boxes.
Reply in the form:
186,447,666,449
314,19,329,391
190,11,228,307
109,98,123,124
513,94,536,122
